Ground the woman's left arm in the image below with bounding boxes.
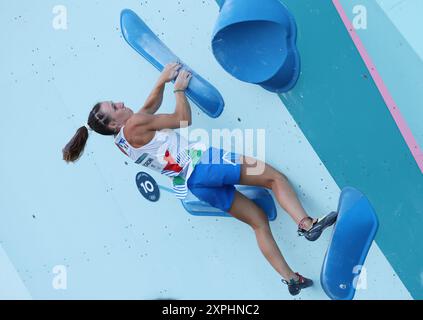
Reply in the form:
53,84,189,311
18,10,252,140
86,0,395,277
139,63,181,114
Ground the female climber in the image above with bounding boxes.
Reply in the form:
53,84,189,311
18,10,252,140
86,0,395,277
62,63,337,296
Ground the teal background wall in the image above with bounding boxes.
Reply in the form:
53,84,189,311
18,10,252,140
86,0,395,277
342,0,423,164
279,0,422,298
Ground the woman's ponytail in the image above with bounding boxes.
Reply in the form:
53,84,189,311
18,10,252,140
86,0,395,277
62,126,90,163
62,102,116,163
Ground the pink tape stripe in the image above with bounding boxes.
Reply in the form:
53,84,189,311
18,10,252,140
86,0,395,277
332,0,423,173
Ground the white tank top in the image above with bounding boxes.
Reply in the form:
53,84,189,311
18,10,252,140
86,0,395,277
114,127,206,199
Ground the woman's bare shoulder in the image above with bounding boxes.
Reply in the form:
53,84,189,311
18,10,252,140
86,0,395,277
130,111,153,124
124,113,155,147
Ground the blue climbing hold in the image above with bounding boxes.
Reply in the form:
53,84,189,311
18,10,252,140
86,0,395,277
181,185,277,221
211,0,301,93
321,187,379,300
121,9,224,118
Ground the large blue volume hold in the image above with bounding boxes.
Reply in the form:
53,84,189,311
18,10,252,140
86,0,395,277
182,185,277,221
211,0,301,93
121,9,224,118
321,187,379,300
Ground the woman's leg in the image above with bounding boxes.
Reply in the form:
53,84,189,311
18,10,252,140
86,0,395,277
227,191,298,281
238,156,315,230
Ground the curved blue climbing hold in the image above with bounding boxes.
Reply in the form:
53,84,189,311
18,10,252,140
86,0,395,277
181,185,277,221
121,9,224,118
321,187,379,300
211,0,301,93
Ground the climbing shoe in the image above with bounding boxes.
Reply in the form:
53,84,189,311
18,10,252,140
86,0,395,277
282,273,313,296
297,211,338,241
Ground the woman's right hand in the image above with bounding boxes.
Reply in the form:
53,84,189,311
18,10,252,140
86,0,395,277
174,69,193,91
159,62,182,83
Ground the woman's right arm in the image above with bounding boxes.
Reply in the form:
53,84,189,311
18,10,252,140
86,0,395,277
132,69,193,131
139,63,181,115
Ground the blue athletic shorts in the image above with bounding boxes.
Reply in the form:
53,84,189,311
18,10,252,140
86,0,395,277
187,147,242,212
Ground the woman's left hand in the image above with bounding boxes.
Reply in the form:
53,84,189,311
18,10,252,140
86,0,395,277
160,62,182,83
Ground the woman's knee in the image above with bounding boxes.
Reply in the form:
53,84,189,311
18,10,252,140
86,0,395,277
249,209,271,231
251,217,271,232
264,170,288,190
228,191,270,230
